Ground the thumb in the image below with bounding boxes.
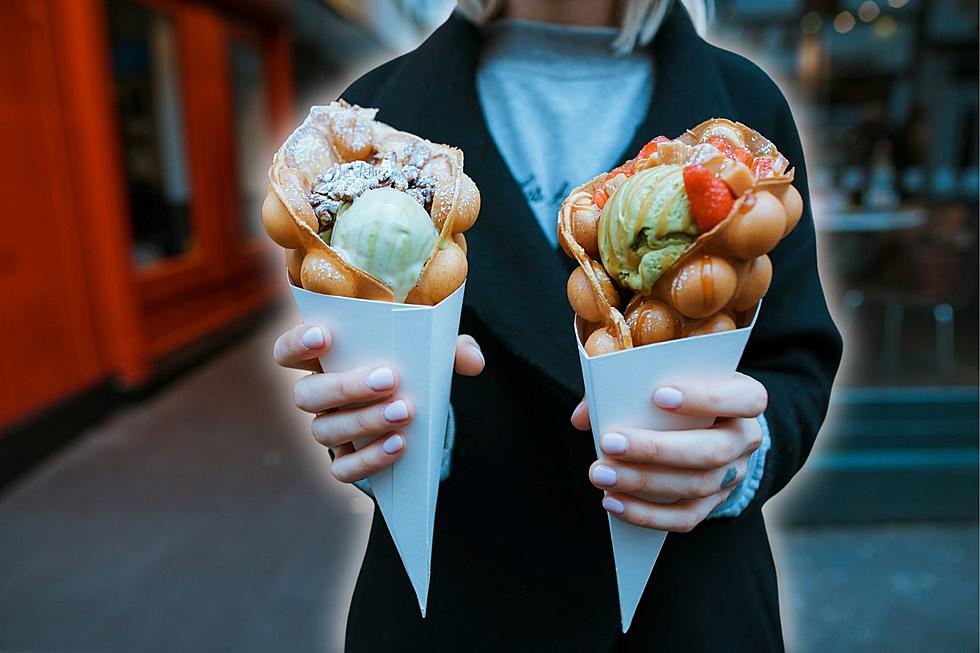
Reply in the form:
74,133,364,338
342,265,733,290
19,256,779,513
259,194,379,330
570,398,591,431
454,334,485,376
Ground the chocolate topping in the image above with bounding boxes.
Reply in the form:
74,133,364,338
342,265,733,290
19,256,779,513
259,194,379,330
308,152,436,232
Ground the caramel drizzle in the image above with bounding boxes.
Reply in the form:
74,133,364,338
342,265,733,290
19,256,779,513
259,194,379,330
558,118,797,352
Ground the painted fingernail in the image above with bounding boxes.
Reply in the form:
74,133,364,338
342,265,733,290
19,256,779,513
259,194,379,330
603,496,625,514
382,434,404,454
383,400,409,423
469,344,485,366
301,327,324,350
600,432,628,455
654,386,684,409
591,465,618,487
366,367,395,391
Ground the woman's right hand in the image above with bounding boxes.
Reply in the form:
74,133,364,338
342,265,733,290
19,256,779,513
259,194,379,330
274,324,485,484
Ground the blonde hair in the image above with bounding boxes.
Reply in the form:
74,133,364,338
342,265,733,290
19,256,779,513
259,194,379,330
456,0,711,54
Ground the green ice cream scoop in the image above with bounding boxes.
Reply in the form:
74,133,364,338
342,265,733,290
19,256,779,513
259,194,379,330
330,187,439,302
598,164,699,295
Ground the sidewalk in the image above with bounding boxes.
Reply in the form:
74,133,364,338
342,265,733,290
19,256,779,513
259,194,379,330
1,313,976,652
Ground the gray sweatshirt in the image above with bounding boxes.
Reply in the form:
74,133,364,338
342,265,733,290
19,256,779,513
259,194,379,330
477,19,653,246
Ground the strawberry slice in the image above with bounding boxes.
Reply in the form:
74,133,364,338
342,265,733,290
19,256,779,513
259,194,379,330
637,135,670,160
609,159,636,178
593,136,671,209
706,136,735,159
592,187,609,209
751,157,774,178
683,164,735,232
733,147,753,168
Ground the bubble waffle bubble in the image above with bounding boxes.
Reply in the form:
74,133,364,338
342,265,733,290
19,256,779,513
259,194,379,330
262,101,480,305
558,118,803,356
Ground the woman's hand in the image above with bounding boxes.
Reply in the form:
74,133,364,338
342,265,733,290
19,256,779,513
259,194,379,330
570,372,766,532
275,324,485,484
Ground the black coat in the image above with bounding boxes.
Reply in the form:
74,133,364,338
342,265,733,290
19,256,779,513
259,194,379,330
340,7,842,652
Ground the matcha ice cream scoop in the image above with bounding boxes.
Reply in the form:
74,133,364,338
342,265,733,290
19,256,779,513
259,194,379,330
598,164,699,295
330,187,439,301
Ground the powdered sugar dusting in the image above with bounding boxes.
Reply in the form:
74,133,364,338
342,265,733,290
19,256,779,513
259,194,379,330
308,152,436,232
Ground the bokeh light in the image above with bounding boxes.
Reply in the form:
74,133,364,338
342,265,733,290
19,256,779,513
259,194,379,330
858,1,881,22
801,12,822,35
887,0,910,7
873,14,899,38
834,11,856,33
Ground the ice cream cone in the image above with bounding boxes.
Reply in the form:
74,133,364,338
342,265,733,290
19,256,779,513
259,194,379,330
575,305,760,631
292,281,466,615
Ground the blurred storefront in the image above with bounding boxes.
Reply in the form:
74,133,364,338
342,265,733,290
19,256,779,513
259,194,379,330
709,0,979,521
713,0,977,380
0,0,293,428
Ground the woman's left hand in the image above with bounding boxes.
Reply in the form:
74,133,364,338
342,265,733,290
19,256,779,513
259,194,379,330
570,372,767,532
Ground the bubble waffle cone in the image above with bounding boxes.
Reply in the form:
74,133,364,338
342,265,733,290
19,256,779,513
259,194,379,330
558,118,803,356
263,101,480,305
559,119,802,629
263,103,480,614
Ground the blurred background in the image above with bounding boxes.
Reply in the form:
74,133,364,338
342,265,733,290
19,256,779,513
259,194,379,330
0,0,976,651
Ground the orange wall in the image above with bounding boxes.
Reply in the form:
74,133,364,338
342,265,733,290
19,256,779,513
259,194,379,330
0,0,107,426
0,0,292,429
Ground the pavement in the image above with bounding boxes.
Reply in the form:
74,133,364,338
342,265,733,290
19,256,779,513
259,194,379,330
1,312,977,653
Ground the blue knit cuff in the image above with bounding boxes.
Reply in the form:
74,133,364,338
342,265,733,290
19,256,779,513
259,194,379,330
353,404,455,497
707,413,771,519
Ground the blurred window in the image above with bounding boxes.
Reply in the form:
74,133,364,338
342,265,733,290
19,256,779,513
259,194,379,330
711,1,978,388
107,0,193,267
229,38,270,238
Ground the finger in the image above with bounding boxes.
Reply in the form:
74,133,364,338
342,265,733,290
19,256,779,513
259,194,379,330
274,324,332,371
330,432,406,483
454,334,485,376
569,398,590,431
598,422,754,469
310,398,413,448
286,358,322,373
329,442,355,457
601,489,729,533
293,365,398,413
590,452,752,501
652,372,767,418
738,417,765,455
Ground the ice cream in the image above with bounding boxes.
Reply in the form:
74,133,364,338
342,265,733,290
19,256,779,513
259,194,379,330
598,165,698,295
330,187,440,302
557,118,803,356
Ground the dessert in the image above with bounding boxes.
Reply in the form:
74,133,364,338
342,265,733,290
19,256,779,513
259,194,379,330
558,118,803,356
262,101,480,305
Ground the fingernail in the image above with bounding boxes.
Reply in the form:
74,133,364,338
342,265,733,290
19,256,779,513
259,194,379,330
591,465,618,487
301,327,324,350
366,367,395,391
469,344,485,366
603,496,625,514
571,401,586,421
382,434,404,454
383,400,409,422
654,387,684,409
600,432,628,455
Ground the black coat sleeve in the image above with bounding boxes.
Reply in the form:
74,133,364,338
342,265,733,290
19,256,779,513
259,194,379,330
733,72,844,509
